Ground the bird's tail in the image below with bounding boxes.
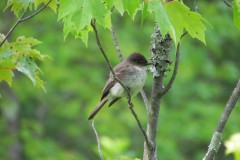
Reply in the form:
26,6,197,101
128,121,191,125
88,97,108,120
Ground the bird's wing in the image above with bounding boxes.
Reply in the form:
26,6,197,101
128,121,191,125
101,78,115,100
100,61,130,100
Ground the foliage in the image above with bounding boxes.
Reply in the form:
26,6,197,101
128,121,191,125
225,133,240,160
0,35,49,90
5,0,58,14
58,0,209,46
0,0,240,160
233,0,240,30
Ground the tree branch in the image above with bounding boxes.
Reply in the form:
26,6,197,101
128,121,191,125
203,79,240,160
194,0,199,12
161,43,180,96
143,25,172,160
0,13,26,47
91,19,152,149
20,0,53,22
91,120,104,160
224,0,233,8
0,0,52,47
110,17,149,111
140,89,149,112
111,24,123,61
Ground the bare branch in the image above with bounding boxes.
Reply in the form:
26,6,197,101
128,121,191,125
144,25,172,160
110,18,149,111
161,43,180,96
91,19,115,77
91,19,152,149
203,79,240,160
140,89,149,112
181,31,188,39
0,0,52,47
127,100,152,149
111,24,124,61
20,0,53,22
194,0,199,12
91,120,104,160
224,0,233,8
0,13,26,47
110,6,124,61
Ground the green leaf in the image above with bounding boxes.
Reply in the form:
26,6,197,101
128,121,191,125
141,2,149,25
58,0,110,45
148,0,209,45
104,0,124,15
75,25,92,47
0,36,47,90
148,0,175,40
0,61,15,86
122,0,141,20
5,0,58,16
5,0,32,16
34,0,59,12
16,36,42,46
165,1,209,44
89,0,109,28
16,57,45,91
233,0,240,30
73,0,92,32
114,0,124,15
30,49,51,61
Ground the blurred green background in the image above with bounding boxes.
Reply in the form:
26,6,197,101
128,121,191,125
0,0,240,160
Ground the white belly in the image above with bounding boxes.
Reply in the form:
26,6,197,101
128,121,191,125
110,66,147,98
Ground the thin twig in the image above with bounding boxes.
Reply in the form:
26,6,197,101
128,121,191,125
0,13,26,47
161,43,180,96
0,0,52,47
140,89,149,112
91,19,152,149
20,0,53,22
203,79,240,160
224,0,233,8
91,120,104,160
127,100,152,149
181,31,188,39
110,17,149,111
194,0,199,12
91,19,115,78
111,24,124,61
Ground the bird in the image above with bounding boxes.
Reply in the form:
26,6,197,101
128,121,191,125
88,53,150,120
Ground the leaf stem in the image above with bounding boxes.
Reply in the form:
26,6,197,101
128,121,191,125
161,43,180,96
91,120,104,160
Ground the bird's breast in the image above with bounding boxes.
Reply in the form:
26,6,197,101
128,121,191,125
110,66,147,98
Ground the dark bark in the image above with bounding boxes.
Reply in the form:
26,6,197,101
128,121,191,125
143,26,172,160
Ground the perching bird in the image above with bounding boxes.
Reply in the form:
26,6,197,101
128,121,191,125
88,53,150,120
